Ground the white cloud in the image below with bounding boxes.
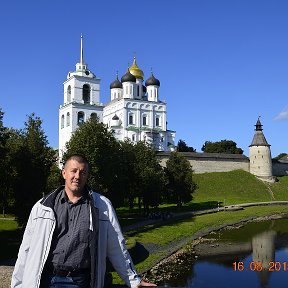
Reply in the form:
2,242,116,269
274,107,288,121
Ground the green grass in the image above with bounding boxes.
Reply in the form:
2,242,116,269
0,218,22,261
192,170,288,205
268,175,288,200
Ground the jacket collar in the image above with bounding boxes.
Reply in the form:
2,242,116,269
41,185,94,208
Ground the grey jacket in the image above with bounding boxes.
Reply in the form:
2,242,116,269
11,187,141,288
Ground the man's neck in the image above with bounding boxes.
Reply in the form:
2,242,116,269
65,189,83,204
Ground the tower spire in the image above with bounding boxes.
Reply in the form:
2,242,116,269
80,34,84,64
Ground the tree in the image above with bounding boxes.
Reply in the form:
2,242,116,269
273,153,288,160
63,117,125,207
165,152,196,208
11,113,55,226
0,109,12,216
118,139,138,209
177,139,196,152
132,141,166,211
46,157,63,193
201,140,243,154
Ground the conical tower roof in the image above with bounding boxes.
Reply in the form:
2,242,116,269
249,117,270,147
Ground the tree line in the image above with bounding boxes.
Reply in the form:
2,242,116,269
0,108,196,226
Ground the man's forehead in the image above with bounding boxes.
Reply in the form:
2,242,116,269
65,159,88,169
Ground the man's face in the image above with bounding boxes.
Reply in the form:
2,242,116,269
62,159,89,196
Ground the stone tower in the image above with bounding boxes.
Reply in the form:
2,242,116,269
249,118,274,182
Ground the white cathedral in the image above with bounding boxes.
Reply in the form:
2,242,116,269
59,36,176,160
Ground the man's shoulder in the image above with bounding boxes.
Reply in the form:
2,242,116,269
91,191,111,205
90,192,114,213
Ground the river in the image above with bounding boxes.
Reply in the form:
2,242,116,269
160,217,288,288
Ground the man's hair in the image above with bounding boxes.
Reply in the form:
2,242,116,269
63,154,89,170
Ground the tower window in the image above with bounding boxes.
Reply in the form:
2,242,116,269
61,115,64,129
78,111,84,125
156,117,160,126
66,112,70,127
132,134,135,141
83,84,90,103
143,116,147,126
129,114,134,125
137,85,140,96
67,85,71,103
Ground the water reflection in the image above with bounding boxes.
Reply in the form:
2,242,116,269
161,218,288,288
252,230,276,287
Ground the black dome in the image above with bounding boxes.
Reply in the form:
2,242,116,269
110,76,123,89
121,69,136,83
145,73,160,87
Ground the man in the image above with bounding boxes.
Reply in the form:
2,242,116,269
11,154,156,288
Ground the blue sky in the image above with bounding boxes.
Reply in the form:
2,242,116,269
0,0,287,157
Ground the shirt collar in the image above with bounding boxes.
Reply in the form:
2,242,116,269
60,189,89,204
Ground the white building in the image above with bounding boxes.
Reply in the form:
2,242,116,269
59,36,175,159
104,57,175,151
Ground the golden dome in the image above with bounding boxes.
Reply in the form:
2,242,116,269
129,57,144,80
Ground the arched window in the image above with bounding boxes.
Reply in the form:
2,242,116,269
132,134,135,141
61,115,64,129
156,117,160,126
66,112,70,126
90,113,97,120
129,114,134,125
67,85,71,103
83,84,90,104
143,115,147,126
78,111,84,125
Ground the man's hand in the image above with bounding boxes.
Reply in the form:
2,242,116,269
138,279,157,287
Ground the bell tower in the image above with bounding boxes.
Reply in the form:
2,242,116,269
59,35,103,162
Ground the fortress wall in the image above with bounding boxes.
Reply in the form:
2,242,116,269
157,152,250,174
158,152,288,176
186,159,250,174
272,162,288,176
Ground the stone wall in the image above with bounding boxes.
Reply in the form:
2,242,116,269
157,152,288,177
157,152,250,174
272,161,288,176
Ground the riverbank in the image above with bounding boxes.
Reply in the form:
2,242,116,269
143,213,288,285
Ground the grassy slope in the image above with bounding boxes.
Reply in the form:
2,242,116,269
192,170,288,205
